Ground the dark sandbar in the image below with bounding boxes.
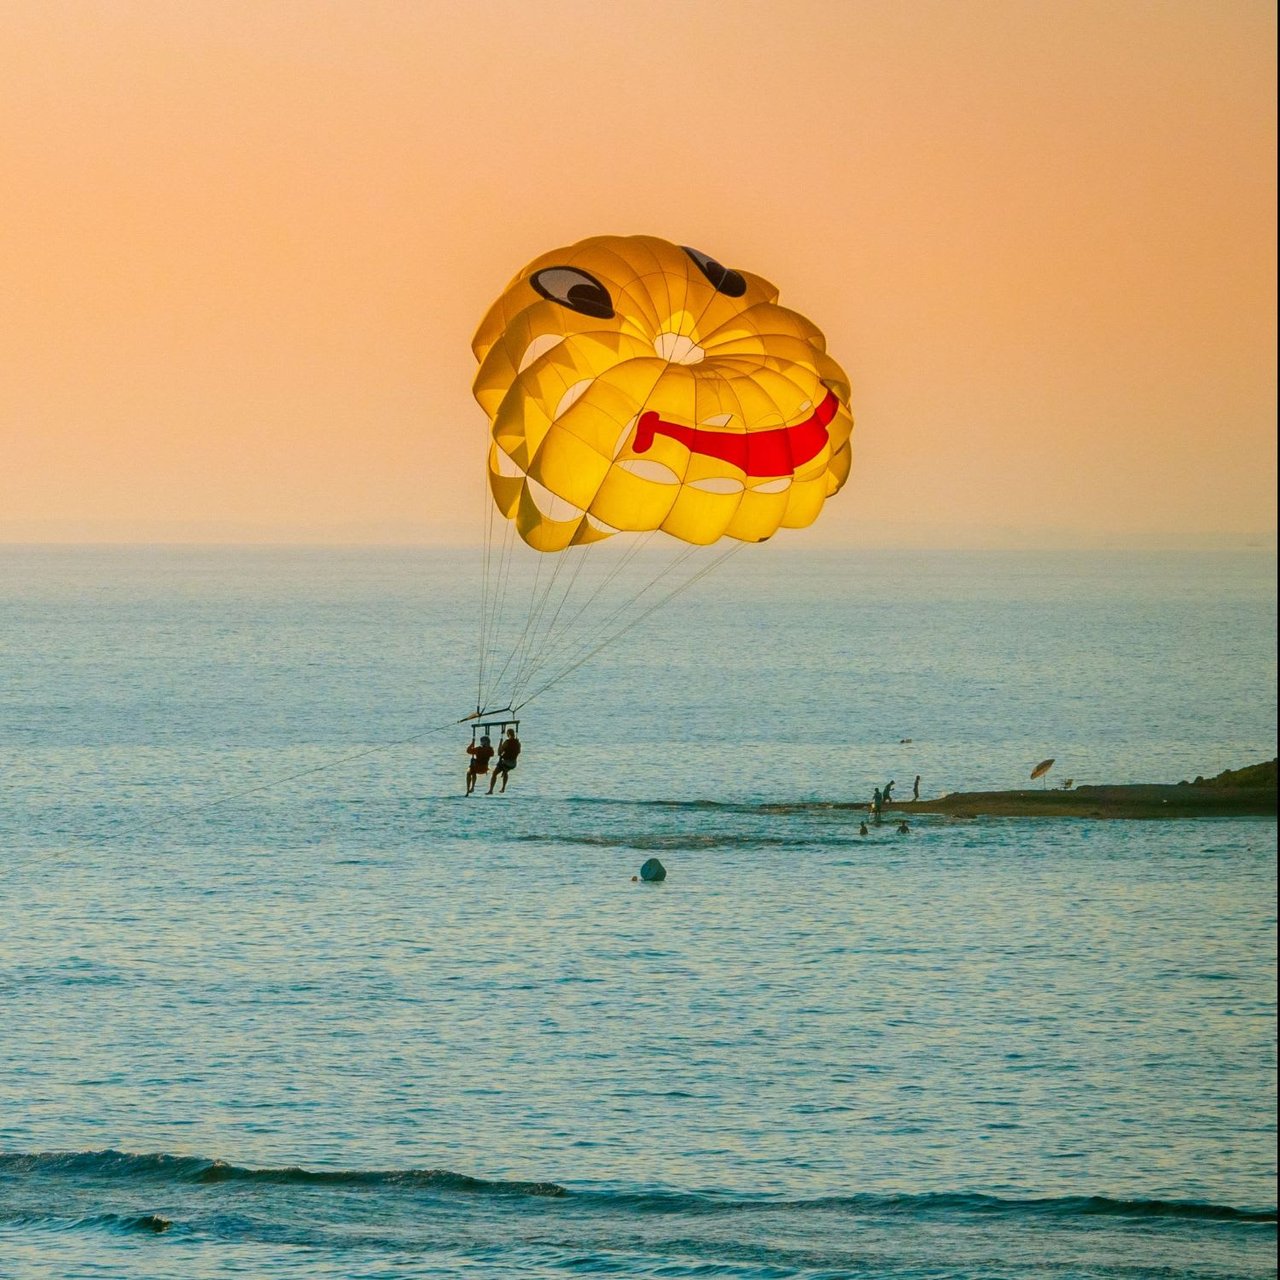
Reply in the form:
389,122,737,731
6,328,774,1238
878,760,1277,820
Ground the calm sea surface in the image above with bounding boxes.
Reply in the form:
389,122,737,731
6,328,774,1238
0,546,1275,1278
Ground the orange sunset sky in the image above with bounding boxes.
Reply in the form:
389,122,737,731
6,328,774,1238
2,0,1275,547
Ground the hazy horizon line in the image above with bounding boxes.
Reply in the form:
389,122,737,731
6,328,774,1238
1,529,1275,554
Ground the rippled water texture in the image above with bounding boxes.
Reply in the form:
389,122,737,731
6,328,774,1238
0,547,1275,1277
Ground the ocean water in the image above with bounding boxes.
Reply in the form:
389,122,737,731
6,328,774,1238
0,545,1275,1279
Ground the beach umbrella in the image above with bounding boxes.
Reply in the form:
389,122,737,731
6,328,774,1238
1030,758,1055,787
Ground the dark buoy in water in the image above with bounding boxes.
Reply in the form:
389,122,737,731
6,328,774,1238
638,857,667,883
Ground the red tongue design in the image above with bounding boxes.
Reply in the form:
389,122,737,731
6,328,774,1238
632,390,838,478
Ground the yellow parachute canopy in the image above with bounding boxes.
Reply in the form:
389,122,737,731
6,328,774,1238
472,235,854,552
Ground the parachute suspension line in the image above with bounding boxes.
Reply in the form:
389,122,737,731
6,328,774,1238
505,530,667,706
486,508,520,703
512,542,708,709
476,457,521,714
506,539,631,704
506,530,655,703
517,540,701,701
523,538,595,655
513,541,745,711
483,527,552,708
478,499,512,711
477,460,512,711
477,469,497,711
507,535,694,705
503,536,582,697
504,542,592,703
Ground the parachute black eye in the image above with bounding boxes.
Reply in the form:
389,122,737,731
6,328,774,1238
681,246,747,298
529,266,614,319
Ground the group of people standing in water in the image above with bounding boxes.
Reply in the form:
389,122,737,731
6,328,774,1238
861,819,912,836
858,774,922,835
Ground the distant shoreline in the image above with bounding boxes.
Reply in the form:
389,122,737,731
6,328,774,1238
860,761,1277,821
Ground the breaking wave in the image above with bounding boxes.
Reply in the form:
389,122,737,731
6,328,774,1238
0,1150,564,1198
2,1152,1272,1224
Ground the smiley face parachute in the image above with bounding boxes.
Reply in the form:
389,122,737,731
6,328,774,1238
469,234,853,715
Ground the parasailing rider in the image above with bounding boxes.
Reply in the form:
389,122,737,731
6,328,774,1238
465,735,494,795
488,729,522,794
